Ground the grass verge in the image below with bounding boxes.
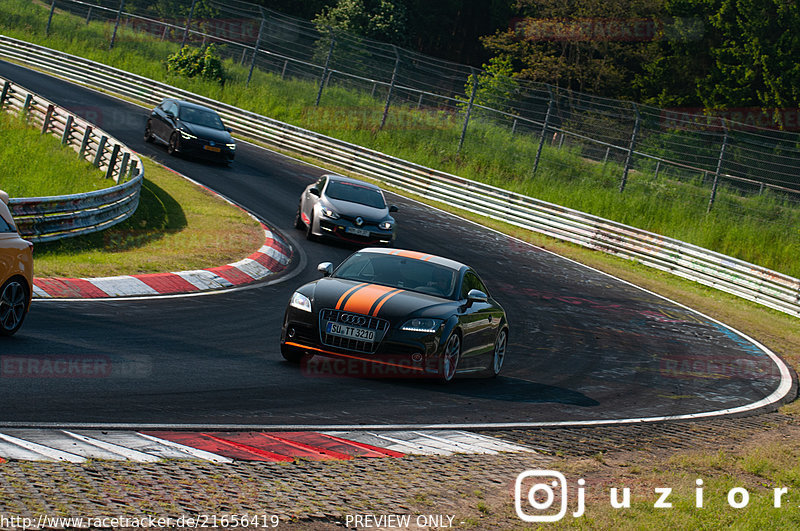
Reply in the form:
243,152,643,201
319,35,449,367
1,0,799,277
32,157,264,278
0,111,112,196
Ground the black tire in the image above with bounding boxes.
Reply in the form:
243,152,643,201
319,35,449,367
294,204,305,230
0,278,29,337
305,211,316,240
439,331,461,383
491,328,508,377
143,121,154,143
167,132,179,155
280,343,304,363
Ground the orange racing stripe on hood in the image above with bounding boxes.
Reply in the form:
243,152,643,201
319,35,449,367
342,284,399,315
370,288,403,316
335,283,367,310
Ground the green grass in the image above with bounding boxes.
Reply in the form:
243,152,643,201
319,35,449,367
32,158,264,277
0,111,112,196
2,0,799,276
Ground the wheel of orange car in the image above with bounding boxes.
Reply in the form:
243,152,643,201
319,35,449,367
0,278,28,337
440,331,461,382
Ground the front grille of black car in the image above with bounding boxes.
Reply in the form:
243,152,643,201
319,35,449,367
319,309,389,354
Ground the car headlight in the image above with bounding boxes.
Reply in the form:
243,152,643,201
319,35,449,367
400,318,443,333
289,291,312,312
320,207,340,219
226,143,236,149
179,130,197,139
378,221,393,230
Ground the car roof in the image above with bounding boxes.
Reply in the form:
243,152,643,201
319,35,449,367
358,247,467,272
323,174,382,191
163,98,218,114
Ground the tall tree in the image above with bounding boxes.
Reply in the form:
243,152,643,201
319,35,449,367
481,0,665,98
313,0,410,46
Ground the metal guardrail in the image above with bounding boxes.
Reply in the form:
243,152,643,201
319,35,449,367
1,36,797,318
0,74,142,242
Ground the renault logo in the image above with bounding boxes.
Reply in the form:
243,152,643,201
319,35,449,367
340,314,367,326
355,217,364,226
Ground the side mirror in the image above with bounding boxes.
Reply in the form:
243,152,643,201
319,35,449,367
309,188,321,197
389,205,398,213
0,190,9,205
318,262,333,277
466,289,488,305
225,127,232,133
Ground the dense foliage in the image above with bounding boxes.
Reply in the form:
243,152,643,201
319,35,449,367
165,44,225,84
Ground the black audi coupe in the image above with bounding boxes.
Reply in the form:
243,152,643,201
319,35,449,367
280,248,508,382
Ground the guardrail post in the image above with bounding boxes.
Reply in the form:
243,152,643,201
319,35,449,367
379,46,401,131
619,103,640,193
45,0,56,37
654,160,661,179
109,0,125,50
0,81,10,110
61,115,73,145
22,94,33,119
119,151,130,182
511,119,517,135
78,126,92,159
603,146,610,163
532,86,554,176
105,144,121,179
86,7,92,25
417,93,423,110
281,59,289,79
129,160,138,180
93,135,108,167
707,119,728,213
181,0,198,49
315,28,336,107
457,67,479,154
41,104,54,134
247,15,266,87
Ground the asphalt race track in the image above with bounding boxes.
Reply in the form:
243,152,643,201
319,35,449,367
0,59,793,427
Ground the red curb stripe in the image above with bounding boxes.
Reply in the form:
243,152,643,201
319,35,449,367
257,432,353,460
269,432,400,459
313,433,406,458
141,431,293,462
135,273,199,294
207,265,255,286
204,432,350,461
33,278,108,298
250,252,285,272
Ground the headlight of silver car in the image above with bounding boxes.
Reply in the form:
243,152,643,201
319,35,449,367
378,221,393,230
400,318,443,333
321,207,340,219
289,291,312,312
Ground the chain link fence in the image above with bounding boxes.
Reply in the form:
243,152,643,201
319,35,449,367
38,0,800,216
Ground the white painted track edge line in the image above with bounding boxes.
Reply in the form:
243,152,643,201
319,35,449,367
61,430,160,462
136,433,233,463
409,431,498,454
0,432,85,463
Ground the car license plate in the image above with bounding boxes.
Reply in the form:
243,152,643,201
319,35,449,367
345,226,370,237
203,145,221,152
326,321,375,342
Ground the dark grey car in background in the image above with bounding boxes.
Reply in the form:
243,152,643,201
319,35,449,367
144,98,236,164
295,174,398,245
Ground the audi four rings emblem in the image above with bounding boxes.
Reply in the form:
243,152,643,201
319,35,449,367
355,217,364,226
340,314,367,326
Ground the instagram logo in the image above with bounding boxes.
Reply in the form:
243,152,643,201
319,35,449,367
515,470,585,522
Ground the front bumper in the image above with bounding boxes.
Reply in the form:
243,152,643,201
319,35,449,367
280,306,443,377
317,218,394,245
179,137,235,162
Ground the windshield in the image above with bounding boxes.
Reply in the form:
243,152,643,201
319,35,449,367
178,107,225,130
325,181,386,209
335,252,457,299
